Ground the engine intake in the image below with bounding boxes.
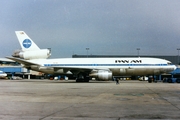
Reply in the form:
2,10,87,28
90,70,112,81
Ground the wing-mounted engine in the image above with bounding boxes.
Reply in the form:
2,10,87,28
89,70,112,81
12,48,51,60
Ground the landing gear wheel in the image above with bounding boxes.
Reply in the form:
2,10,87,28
176,79,180,83
76,73,90,82
76,78,89,82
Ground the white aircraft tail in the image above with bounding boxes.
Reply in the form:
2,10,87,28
14,31,51,59
15,31,40,51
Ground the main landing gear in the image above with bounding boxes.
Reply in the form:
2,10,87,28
148,75,157,83
76,73,90,82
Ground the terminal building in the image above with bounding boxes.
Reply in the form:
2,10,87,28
0,58,43,79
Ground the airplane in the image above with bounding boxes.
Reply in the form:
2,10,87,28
0,71,7,79
6,31,177,82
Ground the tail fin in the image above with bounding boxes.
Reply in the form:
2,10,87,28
15,31,40,51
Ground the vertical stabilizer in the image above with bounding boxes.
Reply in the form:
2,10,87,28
15,31,40,51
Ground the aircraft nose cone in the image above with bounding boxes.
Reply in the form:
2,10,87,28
174,65,178,70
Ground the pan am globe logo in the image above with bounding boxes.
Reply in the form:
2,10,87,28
23,39,32,48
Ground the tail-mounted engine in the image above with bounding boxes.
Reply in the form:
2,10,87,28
12,48,51,60
89,70,112,81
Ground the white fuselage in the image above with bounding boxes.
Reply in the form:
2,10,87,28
27,57,176,76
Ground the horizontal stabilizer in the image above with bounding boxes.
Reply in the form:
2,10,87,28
6,56,39,66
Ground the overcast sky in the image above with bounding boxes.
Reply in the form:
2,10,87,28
1,0,180,58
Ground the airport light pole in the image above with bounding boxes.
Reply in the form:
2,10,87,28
86,48,89,58
177,48,180,65
137,48,140,57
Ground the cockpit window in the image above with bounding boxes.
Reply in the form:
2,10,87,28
167,62,172,65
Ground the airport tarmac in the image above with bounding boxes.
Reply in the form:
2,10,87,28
0,79,179,120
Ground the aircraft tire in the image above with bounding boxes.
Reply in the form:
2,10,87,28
167,79,172,83
176,79,180,83
76,79,89,82
148,79,152,83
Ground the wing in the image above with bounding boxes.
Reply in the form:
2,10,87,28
6,57,93,74
6,57,110,76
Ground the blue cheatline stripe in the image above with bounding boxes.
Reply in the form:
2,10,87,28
43,64,169,67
